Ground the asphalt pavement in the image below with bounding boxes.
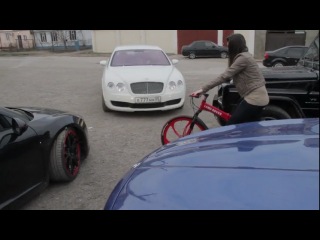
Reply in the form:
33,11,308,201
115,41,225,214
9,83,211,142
0,52,263,209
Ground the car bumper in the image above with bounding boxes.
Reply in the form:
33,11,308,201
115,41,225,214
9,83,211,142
102,90,185,112
262,60,272,67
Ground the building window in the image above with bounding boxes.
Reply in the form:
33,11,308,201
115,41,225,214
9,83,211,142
69,30,77,40
23,35,27,40
40,32,47,42
6,33,10,40
51,31,58,41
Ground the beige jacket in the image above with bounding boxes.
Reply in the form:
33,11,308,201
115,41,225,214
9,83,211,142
202,52,266,98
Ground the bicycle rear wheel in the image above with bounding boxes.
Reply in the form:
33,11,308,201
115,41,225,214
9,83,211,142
161,116,208,145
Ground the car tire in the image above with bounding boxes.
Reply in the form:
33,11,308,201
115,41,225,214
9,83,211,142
49,128,81,182
102,95,112,112
212,98,227,126
260,105,291,121
189,52,196,59
220,52,228,59
272,62,284,67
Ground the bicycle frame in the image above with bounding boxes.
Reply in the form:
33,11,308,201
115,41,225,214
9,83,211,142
161,93,233,144
191,93,231,122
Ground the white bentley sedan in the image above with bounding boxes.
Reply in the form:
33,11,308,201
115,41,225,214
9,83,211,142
100,45,186,112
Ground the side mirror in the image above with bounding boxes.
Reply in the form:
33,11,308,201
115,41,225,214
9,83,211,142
172,59,179,65
12,117,27,136
100,60,108,66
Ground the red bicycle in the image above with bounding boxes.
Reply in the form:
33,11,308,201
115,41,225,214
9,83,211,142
161,93,231,145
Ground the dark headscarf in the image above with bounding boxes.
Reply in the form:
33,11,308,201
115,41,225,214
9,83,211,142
227,33,248,67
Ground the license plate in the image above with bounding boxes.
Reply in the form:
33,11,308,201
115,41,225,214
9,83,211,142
135,96,161,103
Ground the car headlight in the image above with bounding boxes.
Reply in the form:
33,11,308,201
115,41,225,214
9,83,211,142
107,82,115,88
116,83,125,92
168,81,177,90
107,82,126,92
168,80,184,91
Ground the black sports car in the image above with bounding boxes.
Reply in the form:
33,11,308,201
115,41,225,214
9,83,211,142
181,40,229,59
0,106,90,209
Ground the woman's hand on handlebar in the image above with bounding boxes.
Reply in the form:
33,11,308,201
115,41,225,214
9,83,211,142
190,89,204,98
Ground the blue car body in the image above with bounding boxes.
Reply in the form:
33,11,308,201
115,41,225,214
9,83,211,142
105,118,319,210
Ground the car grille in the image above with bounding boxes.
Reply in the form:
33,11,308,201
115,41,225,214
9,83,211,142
130,82,164,94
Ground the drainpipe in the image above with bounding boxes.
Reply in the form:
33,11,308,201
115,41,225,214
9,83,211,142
30,30,36,49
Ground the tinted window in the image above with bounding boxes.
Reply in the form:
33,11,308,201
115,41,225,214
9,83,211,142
110,49,170,66
287,48,306,58
0,115,11,132
194,42,205,48
204,41,214,47
275,48,288,55
304,38,319,61
299,35,319,70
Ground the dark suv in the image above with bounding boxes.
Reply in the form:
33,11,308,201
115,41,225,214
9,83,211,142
263,46,308,67
213,34,319,126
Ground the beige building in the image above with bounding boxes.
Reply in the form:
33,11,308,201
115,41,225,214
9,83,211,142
92,30,178,54
0,30,34,50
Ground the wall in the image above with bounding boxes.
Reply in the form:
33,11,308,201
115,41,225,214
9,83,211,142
254,30,267,59
92,30,177,54
77,30,92,46
222,30,234,46
305,30,319,46
234,30,255,55
92,30,117,52
93,30,256,55
177,30,218,54
145,30,177,54
34,30,92,50
255,30,319,60
0,30,34,49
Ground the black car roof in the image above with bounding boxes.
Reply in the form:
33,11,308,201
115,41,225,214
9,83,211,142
267,45,308,53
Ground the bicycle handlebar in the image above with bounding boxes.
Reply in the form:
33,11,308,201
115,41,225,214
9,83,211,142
189,93,209,99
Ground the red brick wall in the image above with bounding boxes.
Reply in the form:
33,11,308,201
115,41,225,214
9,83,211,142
177,30,218,54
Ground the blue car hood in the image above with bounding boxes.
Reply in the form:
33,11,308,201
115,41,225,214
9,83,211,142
106,119,319,210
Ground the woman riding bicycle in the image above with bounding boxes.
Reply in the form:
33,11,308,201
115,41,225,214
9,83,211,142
191,33,269,125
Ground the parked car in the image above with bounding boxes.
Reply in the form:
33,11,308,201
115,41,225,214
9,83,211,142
104,118,319,210
263,45,308,67
0,106,90,209
100,45,186,112
181,40,228,59
213,34,319,126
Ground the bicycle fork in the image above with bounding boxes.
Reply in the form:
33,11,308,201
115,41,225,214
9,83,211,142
184,109,202,136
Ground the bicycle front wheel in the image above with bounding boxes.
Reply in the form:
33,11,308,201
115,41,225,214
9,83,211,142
161,116,208,145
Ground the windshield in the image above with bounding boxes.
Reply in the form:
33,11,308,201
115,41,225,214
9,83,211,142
4,107,33,121
304,37,319,61
110,49,171,67
298,34,319,70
